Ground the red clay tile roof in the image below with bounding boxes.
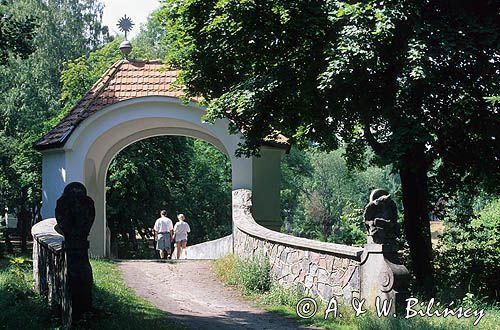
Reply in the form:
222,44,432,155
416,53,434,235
34,59,289,151
34,59,183,150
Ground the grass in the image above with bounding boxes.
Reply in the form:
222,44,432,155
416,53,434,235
0,254,55,330
0,254,184,330
213,254,500,330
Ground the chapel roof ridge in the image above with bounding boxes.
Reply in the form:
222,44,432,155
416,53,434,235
123,58,165,64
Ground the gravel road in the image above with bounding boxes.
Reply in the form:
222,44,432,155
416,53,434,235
117,259,314,330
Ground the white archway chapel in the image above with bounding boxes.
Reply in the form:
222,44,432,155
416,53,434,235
35,59,287,256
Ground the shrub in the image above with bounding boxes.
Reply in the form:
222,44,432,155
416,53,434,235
237,254,271,294
214,254,272,294
434,198,500,301
5,257,32,298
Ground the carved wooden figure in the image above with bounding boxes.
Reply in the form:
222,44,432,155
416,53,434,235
55,182,95,323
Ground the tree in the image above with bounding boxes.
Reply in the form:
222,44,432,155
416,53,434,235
434,197,500,300
282,147,400,244
0,0,36,65
0,3,36,243
0,0,109,229
133,9,168,59
159,0,500,296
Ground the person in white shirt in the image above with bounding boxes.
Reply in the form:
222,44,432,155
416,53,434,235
153,210,173,259
174,213,191,259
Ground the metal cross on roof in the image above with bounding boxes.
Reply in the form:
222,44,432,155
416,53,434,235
117,15,134,40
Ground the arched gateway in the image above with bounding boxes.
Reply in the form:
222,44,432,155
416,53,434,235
35,60,287,257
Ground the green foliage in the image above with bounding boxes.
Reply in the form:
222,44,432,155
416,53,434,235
0,0,36,64
0,0,109,217
5,256,30,297
159,0,499,188
434,198,500,301
0,255,57,328
159,0,500,293
237,254,271,293
331,208,366,246
133,9,168,59
260,283,301,308
484,95,500,105
214,254,271,294
281,147,400,244
179,139,233,242
58,39,122,119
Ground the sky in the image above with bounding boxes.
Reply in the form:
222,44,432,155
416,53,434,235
101,0,161,39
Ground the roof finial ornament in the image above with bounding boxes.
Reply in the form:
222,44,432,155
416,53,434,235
117,15,134,59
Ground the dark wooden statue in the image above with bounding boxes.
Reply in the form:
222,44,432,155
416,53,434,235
55,182,95,322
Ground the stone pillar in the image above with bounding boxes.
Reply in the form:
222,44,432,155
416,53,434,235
251,146,284,231
55,182,95,325
360,189,409,314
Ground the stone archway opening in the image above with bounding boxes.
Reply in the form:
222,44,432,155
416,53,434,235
104,134,232,259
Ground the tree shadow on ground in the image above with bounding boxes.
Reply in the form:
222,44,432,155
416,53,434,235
86,284,313,330
165,310,313,330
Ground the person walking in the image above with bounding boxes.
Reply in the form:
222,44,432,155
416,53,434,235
174,213,190,259
153,210,173,259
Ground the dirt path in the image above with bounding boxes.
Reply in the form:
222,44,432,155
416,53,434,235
117,260,313,330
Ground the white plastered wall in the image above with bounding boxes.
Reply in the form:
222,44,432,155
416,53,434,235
40,96,283,256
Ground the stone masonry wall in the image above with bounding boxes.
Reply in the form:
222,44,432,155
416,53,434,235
234,228,360,301
232,189,363,302
32,218,71,326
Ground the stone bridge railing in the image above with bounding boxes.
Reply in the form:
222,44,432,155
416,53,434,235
31,218,71,325
233,189,362,302
232,189,408,311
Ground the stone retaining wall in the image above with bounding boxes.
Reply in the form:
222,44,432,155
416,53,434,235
232,189,363,302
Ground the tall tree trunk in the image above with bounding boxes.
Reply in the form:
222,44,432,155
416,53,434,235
18,208,30,253
129,219,138,251
18,189,29,253
399,145,435,297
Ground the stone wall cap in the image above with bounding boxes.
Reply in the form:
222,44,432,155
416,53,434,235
232,190,363,259
235,216,363,259
32,218,64,253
